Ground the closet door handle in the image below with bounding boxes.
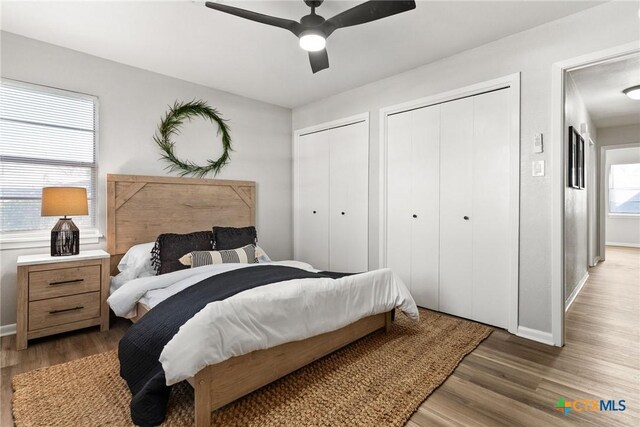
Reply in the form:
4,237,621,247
464,216,470,220
313,210,317,214
412,214,417,219
341,212,345,215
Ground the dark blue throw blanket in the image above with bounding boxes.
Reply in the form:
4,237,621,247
119,265,344,426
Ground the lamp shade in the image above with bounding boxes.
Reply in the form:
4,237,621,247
41,187,88,217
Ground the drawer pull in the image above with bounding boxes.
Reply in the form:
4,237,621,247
49,306,84,315
49,279,84,286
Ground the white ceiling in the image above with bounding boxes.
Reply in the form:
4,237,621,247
570,54,640,129
1,0,604,108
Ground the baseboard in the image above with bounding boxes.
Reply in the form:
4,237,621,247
565,272,589,313
0,323,16,337
516,326,554,346
591,256,602,266
606,242,640,248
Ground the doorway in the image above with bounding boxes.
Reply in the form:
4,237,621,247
552,44,640,346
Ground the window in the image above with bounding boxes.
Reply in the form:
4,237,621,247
609,163,640,215
0,79,97,233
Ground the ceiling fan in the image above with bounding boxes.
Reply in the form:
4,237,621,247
204,0,417,73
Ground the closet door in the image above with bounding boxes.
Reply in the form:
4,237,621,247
409,106,440,310
329,121,369,272
439,97,474,318
386,112,413,287
296,131,329,270
471,89,510,328
387,107,440,307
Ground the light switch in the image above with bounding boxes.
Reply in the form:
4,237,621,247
532,160,545,177
533,134,543,153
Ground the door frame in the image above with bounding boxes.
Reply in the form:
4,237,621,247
292,112,370,265
587,135,598,267
378,73,521,334
550,42,639,347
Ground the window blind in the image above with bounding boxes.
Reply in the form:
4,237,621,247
0,79,97,232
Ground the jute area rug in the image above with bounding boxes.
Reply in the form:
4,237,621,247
12,309,491,426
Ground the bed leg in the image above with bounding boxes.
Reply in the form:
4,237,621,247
194,374,212,427
385,311,393,332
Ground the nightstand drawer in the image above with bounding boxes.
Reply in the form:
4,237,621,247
29,292,101,331
29,265,101,301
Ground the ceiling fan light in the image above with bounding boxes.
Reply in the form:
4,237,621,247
299,33,326,52
623,85,640,100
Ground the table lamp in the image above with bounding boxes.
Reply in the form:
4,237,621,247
41,187,88,256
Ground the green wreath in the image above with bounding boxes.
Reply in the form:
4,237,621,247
154,100,232,177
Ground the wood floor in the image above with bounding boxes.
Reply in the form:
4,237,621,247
411,246,640,426
1,246,638,426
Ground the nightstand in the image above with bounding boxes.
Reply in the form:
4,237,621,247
16,249,110,350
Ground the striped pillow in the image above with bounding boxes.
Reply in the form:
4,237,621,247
179,244,257,268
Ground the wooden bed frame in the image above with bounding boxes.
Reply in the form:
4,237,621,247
106,174,391,426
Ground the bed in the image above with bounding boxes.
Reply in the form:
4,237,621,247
106,174,415,426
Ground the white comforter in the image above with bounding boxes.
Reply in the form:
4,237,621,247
109,261,321,317
108,262,419,386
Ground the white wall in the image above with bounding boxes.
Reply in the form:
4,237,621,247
0,32,293,327
604,146,640,247
598,124,640,149
292,2,639,333
564,75,595,302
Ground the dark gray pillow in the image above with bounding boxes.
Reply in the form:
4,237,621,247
151,231,213,275
212,226,257,250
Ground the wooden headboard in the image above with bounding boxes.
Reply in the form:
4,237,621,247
106,174,256,275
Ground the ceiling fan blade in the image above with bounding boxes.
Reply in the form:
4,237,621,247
309,49,329,73
204,1,302,36
322,1,416,37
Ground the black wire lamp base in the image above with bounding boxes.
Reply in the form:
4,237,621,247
50,217,80,256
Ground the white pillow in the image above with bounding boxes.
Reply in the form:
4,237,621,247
117,241,155,277
110,242,155,294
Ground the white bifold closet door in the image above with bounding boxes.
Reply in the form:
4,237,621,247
296,120,368,273
469,89,511,328
386,88,511,329
440,90,511,328
297,129,330,270
387,106,440,309
329,122,369,272
438,97,474,318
